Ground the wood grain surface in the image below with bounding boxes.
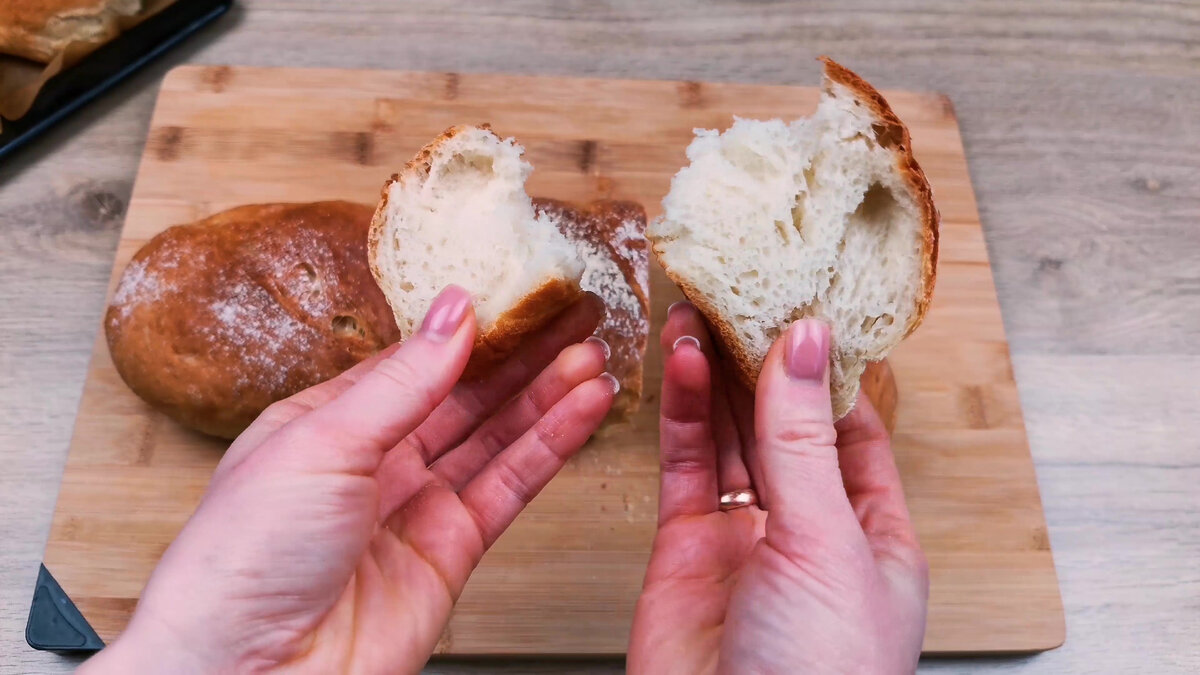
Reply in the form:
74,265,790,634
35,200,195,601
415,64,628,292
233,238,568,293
2,2,1197,673
40,65,1061,656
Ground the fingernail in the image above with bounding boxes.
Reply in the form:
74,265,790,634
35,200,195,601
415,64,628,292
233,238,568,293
585,336,611,361
600,372,621,395
784,319,829,382
667,301,692,317
672,335,701,353
419,285,471,342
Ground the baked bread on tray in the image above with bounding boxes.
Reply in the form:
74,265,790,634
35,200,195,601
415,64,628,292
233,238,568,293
0,0,142,63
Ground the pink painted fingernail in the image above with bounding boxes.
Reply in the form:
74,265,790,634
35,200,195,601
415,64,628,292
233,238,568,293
784,319,829,382
667,301,692,317
586,336,611,360
600,372,621,394
672,335,701,353
419,285,471,342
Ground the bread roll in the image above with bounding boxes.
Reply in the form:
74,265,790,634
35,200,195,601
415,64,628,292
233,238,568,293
105,201,401,439
369,125,585,375
648,58,939,419
536,198,650,421
0,0,141,63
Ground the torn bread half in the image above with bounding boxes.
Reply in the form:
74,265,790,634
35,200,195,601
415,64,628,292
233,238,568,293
369,125,585,373
536,198,650,422
648,58,939,418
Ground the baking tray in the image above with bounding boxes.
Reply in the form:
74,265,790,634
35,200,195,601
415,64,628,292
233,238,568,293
0,0,233,165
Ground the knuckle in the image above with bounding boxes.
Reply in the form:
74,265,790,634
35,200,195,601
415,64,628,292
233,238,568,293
659,455,711,476
659,419,714,470
257,399,309,427
373,355,440,412
373,353,422,388
771,418,838,448
273,417,336,452
474,424,509,458
532,412,569,454
400,432,434,463
522,381,555,420
453,383,490,419
905,545,931,583
494,460,536,506
661,416,710,443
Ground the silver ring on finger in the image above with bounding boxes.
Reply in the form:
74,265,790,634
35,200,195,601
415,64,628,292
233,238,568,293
719,488,758,511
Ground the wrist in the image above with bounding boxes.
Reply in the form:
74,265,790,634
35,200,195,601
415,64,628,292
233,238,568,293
77,618,220,675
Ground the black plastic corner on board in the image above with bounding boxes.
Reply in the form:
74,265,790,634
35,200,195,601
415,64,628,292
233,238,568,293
26,564,104,653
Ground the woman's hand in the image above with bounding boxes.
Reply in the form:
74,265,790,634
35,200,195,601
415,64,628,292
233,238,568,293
628,303,929,675
81,285,617,675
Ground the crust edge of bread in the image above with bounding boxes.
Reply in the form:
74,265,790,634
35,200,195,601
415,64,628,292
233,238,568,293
367,124,584,375
818,56,941,343
653,58,940,405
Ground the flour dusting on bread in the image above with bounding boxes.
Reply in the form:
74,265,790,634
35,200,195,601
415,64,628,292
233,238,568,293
111,258,164,318
106,201,400,439
537,198,650,420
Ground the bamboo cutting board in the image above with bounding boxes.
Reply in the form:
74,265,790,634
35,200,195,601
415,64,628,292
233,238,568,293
41,66,1064,655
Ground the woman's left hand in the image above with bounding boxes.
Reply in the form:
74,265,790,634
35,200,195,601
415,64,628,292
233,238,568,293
80,285,616,674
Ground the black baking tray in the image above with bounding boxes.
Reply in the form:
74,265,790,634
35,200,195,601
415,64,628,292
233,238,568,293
0,0,234,164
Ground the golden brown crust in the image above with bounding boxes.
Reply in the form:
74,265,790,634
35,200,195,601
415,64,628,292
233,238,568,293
653,259,762,390
369,125,584,377
819,57,940,337
106,201,401,439
0,0,140,63
464,276,582,378
535,197,650,420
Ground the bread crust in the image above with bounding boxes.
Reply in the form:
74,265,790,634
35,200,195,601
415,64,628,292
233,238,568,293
106,201,401,439
368,125,584,376
535,198,650,420
653,59,940,419
464,275,582,378
0,0,140,63
819,56,940,339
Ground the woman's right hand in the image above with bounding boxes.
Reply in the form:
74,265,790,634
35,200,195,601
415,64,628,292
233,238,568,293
628,303,930,674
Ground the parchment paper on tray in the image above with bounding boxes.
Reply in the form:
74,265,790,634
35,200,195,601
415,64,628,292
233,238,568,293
0,0,175,130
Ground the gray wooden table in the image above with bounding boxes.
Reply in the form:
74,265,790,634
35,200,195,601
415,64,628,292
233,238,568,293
3,1,1198,672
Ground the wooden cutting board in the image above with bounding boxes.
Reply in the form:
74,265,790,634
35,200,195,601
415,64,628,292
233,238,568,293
41,66,1064,655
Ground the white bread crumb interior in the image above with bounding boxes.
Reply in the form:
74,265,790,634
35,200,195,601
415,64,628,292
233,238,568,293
374,127,583,335
649,76,932,417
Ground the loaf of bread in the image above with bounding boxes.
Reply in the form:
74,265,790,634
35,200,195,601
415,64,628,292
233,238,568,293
105,201,402,439
369,125,586,375
0,0,141,63
536,198,650,421
648,58,939,418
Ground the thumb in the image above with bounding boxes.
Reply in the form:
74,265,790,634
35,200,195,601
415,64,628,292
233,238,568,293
756,319,864,556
